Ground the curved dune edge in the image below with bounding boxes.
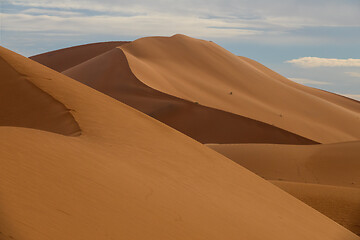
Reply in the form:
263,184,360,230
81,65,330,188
119,34,360,143
207,142,360,188
270,180,360,236
30,41,129,72
1,47,359,239
63,47,317,144
0,48,81,136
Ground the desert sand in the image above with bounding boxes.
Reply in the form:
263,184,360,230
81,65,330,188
61,46,316,144
30,41,129,72
208,142,360,235
1,34,359,239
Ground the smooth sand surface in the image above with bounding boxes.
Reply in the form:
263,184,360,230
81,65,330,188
0,55,80,136
119,34,360,143
30,41,128,72
208,143,360,235
207,142,360,188
1,46,359,240
271,181,360,235
62,47,316,144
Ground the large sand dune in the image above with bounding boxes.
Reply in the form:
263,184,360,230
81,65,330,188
62,46,316,144
119,35,360,143
2,46,358,239
28,35,360,236
32,35,360,143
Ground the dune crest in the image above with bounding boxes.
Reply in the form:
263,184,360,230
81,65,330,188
1,46,359,239
30,41,129,72
119,34,360,143
63,47,316,144
0,48,80,136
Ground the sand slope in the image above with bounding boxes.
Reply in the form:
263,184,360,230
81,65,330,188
63,47,316,144
30,41,128,72
1,47,359,240
207,142,360,187
208,143,360,235
271,181,360,235
119,34,360,143
0,54,80,136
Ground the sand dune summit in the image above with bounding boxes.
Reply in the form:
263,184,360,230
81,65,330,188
0,34,359,239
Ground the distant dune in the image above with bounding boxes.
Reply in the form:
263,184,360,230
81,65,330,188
62,46,316,144
30,41,129,72
33,35,360,144
2,46,358,239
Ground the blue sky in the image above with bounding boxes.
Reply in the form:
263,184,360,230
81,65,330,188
1,0,360,99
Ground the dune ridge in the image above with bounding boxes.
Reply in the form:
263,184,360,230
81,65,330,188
63,46,316,144
1,46,359,239
118,34,360,143
0,49,81,136
30,41,129,72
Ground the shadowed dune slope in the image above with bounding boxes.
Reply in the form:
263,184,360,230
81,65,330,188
30,41,128,72
271,181,360,236
63,47,316,144
1,47,359,240
0,50,80,136
119,34,360,143
207,142,360,188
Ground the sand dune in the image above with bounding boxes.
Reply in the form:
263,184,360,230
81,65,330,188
0,53,80,136
30,41,128,72
118,34,360,143
31,35,360,144
62,47,316,144
208,142,360,187
208,143,360,235
2,46,358,239
271,181,360,235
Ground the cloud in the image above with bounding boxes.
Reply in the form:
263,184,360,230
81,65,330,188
21,8,82,17
1,12,264,39
345,72,360,78
286,57,360,68
340,94,360,101
288,77,330,85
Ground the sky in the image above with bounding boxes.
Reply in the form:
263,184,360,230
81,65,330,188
1,0,360,99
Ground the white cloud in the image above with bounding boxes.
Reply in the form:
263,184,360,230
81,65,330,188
340,94,360,101
1,12,262,38
21,8,82,17
286,57,360,68
345,72,360,78
288,77,330,85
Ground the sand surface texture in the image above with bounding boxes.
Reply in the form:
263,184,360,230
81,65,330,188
208,143,360,235
2,46,359,239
